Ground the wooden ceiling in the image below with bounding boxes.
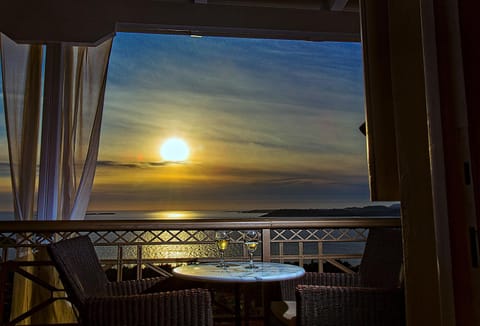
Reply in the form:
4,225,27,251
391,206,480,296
0,0,360,44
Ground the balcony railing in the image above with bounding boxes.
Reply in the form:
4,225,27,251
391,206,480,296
0,217,400,325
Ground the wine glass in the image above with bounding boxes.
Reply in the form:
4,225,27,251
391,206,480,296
243,230,260,269
215,230,230,269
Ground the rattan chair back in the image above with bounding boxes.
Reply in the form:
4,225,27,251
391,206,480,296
47,236,109,308
359,227,403,288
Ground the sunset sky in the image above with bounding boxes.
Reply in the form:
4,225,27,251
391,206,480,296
0,33,375,212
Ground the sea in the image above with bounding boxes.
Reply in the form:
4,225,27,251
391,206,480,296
84,210,265,220
0,210,264,221
0,208,398,223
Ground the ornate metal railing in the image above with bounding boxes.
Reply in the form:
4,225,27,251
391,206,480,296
0,217,400,325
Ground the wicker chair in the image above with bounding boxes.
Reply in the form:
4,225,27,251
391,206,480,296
272,228,404,326
47,236,213,326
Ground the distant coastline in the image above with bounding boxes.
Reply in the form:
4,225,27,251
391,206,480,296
246,204,401,217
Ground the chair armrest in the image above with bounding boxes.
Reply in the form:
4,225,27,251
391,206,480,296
105,276,170,296
280,272,360,300
303,272,361,286
85,288,213,326
296,285,405,326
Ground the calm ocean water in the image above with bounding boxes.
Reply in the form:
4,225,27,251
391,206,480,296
85,210,265,220
0,211,14,221
0,210,264,221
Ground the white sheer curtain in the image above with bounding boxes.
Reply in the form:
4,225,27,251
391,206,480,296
1,34,113,323
1,34,42,221
1,35,113,221
37,39,113,221
1,33,43,325
62,41,112,219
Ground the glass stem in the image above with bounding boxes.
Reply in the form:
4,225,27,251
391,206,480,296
249,252,254,268
220,251,225,268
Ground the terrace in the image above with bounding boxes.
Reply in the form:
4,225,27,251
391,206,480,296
0,217,400,325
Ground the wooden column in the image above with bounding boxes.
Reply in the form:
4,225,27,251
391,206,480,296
420,0,457,323
363,0,480,324
427,0,480,324
360,0,399,201
387,0,443,323
361,0,447,324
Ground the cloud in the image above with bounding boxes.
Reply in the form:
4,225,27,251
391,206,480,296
106,34,364,115
96,160,189,168
89,172,370,211
92,159,367,191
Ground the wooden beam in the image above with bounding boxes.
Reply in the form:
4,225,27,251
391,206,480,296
205,0,330,10
0,0,360,44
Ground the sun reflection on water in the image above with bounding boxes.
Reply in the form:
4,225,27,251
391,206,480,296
145,211,195,219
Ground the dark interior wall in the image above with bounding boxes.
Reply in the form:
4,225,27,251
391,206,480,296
0,0,360,44
461,0,480,231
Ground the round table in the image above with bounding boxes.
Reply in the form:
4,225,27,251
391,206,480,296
173,262,305,325
173,261,305,283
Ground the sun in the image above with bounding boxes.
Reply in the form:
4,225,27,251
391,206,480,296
160,137,190,162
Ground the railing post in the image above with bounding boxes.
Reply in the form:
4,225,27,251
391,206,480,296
137,245,142,279
262,229,271,262
318,241,324,272
117,246,123,281
0,261,12,324
299,241,304,267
